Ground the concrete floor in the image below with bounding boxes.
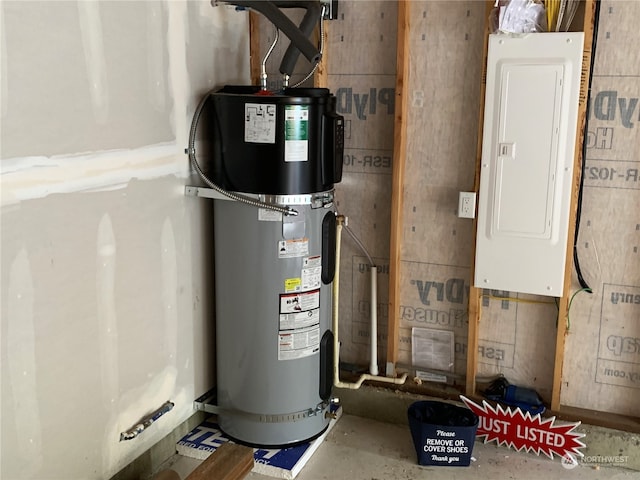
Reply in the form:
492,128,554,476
155,414,638,480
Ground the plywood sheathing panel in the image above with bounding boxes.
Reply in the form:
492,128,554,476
560,0,640,418
328,1,398,364
398,0,486,378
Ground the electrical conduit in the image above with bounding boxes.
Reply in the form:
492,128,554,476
333,215,407,389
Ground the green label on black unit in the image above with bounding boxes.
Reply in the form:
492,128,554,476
285,105,309,140
284,105,309,162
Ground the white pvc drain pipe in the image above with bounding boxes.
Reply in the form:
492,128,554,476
333,215,407,389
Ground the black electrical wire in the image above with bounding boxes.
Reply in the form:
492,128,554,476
573,0,601,293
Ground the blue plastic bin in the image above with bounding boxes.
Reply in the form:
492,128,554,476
407,401,478,467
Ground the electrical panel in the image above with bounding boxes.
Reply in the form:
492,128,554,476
474,33,584,297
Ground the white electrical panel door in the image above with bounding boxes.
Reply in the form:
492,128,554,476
475,33,584,297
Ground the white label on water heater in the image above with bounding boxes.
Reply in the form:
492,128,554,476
258,208,282,222
279,289,320,314
280,308,320,331
244,103,276,144
284,105,309,162
278,324,320,361
302,255,322,290
302,265,321,291
278,238,309,258
278,289,321,360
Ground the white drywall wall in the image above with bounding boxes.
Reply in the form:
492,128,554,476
0,1,249,478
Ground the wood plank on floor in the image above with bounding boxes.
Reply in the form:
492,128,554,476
185,442,254,480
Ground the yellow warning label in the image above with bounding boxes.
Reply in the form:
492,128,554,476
284,278,302,293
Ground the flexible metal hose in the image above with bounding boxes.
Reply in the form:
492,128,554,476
261,25,279,90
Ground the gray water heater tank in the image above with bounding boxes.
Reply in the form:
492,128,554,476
209,86,343,447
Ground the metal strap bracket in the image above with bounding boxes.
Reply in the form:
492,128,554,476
194,389,329,424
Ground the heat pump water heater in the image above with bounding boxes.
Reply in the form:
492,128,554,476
187,0,343,447
208,85,343,446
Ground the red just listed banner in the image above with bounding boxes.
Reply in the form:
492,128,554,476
460,396,586,460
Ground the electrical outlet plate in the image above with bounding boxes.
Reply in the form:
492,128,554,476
458,192,476,219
